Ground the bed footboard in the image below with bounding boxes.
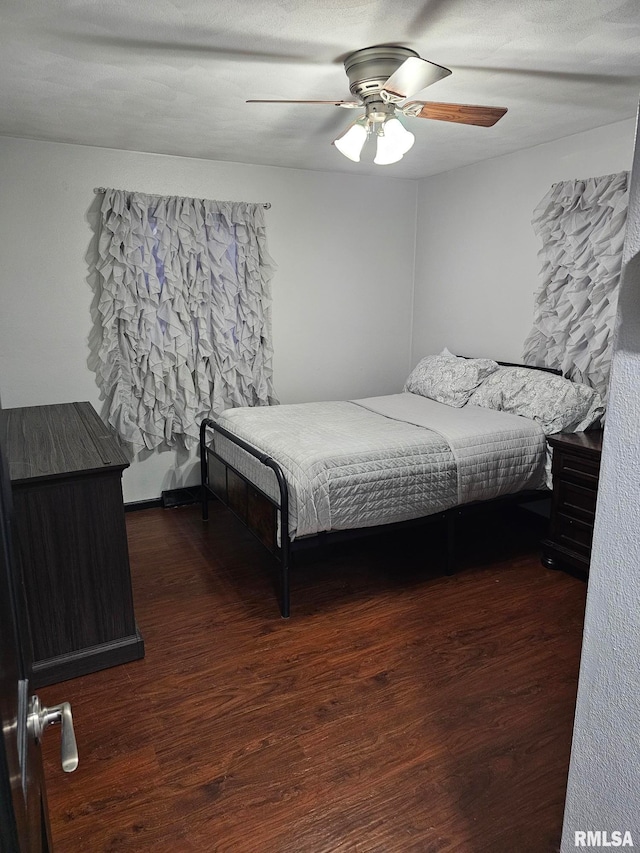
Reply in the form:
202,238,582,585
199,418,292,618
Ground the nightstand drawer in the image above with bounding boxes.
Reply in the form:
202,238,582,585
555,512,593,555
555,452,600,485
556,479,597,520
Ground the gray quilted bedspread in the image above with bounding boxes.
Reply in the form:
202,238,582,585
212,393,546,540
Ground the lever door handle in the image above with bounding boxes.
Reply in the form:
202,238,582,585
29,695,79,772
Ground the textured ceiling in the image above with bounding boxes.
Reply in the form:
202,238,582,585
2,0,640,179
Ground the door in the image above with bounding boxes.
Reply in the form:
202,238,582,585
0,434,78,852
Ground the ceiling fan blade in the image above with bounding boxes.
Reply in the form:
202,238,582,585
403,101,508,126
381,57,451,102
247,99,361,108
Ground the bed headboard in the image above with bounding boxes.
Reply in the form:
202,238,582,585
460,356,562,376
496,360,562,376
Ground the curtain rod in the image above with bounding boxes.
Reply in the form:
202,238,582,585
93,187,271,209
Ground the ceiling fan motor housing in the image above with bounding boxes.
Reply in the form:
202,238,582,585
343,45,419,103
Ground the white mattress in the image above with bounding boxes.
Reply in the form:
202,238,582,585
210,393,547,540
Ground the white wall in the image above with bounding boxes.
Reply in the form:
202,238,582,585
411,119,636,365
1,121,635,503
561,113,640,848
0,137,417,502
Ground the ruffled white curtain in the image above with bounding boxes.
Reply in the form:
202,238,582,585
95,189,278,451
522,172,629,401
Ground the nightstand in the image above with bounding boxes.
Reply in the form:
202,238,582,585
541,430,603,575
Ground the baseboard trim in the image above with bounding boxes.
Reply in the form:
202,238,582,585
160,486,201,508
125,487,202,512
124,498,163,512
32,628,145,687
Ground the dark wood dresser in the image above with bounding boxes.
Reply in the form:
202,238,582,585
541,430,603,575
0,402,144,686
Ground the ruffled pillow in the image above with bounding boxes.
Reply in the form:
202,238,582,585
404,354,499,408
468,366,604,433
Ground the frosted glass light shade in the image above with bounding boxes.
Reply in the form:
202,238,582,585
374,117,415,165
333,121,368,162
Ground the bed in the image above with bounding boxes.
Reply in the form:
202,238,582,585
199,355,604,616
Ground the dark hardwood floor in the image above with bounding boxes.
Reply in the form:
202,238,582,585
40,500,586,852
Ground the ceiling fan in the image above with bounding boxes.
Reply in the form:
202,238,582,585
248,45,507,165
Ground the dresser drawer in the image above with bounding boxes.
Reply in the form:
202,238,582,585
556,478,597,521
554,512,593,556
555,451,600,486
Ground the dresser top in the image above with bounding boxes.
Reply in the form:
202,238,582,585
546,429,604,457
0,402,129,483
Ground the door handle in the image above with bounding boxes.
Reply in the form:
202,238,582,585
29,695,79,772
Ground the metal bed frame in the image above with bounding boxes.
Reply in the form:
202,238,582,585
200,418,293,615
199,362,560,617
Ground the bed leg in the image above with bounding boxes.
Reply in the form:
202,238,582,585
280,557,290,619
445,512,456,576
277,484,291,618
199,420,211,521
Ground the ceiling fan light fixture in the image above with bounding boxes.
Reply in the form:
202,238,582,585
249,45,508,166
373,116,415,165
333,118,368,162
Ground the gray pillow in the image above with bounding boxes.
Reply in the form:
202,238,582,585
468,366,604,433
404,354,499,408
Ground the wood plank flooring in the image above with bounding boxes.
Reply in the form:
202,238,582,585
40,501,586,852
